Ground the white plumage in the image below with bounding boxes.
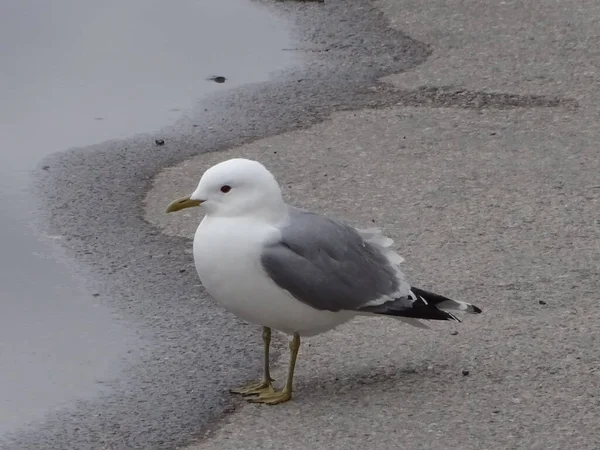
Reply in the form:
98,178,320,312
165,158,482,404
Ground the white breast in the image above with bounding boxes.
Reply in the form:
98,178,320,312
192,216,354,336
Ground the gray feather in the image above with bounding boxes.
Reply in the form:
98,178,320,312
261,207,400,312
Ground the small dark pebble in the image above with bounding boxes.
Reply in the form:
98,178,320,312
539,300,547,305
208,76,226,83
155,139,165,146
492,409,500,414
92,293,100,297
490,132,497,135
451,330,459,336
42,165,50,171
462,369,470,376
179,269,186,273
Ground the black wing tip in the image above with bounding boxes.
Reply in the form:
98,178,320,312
369,306,461,322
471,305,483,314
361,296,462,322
412,286,483,315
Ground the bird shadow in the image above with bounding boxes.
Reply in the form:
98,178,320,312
292,362,451,403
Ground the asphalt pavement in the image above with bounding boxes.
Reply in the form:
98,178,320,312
146,0,600,448
15,0,599,448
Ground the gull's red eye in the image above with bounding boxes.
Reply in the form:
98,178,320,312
220,185,231,193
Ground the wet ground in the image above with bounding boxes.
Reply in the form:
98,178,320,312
0,0,293,443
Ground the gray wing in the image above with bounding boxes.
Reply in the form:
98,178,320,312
260,207,402,312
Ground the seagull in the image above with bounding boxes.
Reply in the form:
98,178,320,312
165,158,482,405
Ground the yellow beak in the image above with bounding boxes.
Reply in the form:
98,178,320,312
165,197,203,213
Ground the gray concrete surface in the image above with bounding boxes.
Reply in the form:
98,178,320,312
142,0,600,449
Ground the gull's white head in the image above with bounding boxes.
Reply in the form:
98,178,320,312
165,158,285,219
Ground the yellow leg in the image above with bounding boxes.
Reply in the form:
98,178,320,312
249,332,300,405
230,327,275,396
